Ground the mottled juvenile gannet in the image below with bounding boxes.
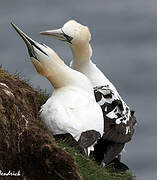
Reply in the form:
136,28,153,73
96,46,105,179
40,20,136,166
11,22,104,155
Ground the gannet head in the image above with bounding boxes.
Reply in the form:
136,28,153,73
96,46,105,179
11,22,64,78
40,20,91,47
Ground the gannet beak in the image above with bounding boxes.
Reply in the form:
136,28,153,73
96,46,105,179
40,28,73,44
11,22,48,61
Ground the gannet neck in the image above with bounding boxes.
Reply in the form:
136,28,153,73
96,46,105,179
32,54,93,93
32,58,69,88
70,42,92,63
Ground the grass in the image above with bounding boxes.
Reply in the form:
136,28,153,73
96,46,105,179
57,140,134,180
36,87,49,106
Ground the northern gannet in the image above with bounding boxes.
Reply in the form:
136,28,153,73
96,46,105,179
40,20,136,166
11,22,104,155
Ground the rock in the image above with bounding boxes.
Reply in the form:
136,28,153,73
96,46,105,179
0,68,82,180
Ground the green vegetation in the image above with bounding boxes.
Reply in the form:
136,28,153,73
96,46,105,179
57,140,134,180
36,88,49,106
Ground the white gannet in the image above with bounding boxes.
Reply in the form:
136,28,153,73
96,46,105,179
11,22,104,156
40,20,136,166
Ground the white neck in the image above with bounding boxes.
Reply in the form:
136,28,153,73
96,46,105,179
70,43,92,64
69,43,119,92
32,57,73,88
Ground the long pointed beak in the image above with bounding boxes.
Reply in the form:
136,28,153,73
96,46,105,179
11,22,48,60
11,22,37,58
40,28,73,44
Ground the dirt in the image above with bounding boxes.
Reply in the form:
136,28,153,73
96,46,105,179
0,69,82,180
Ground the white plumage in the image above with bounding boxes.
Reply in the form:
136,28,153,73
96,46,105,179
41,86,103,141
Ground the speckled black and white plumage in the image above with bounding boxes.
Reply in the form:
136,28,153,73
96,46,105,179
93,85,136,164
94,85,136,140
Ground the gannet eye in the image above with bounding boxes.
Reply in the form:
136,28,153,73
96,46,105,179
61,29,73,44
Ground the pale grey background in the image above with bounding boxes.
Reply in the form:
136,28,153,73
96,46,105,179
0,0,157,179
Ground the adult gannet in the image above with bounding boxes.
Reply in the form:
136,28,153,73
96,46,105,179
40,20,136,166
11,22,104,155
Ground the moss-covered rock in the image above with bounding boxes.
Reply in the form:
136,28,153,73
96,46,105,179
0,68,81,180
